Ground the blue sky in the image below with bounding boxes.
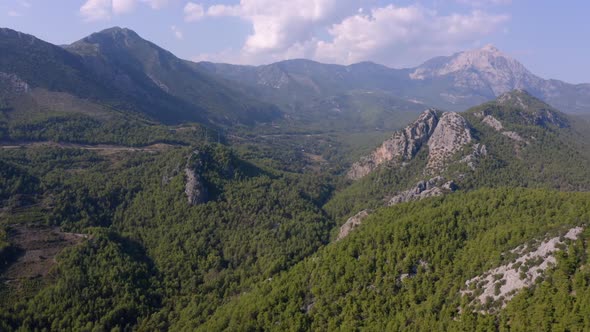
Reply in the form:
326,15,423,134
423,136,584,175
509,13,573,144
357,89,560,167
1,0,588,83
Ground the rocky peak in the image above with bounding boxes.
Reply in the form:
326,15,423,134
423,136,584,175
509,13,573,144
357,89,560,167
67,26,161,59
347,109,474,179
410,45,541,96
346,109,439,180
480,44,500,53
426,112,472,171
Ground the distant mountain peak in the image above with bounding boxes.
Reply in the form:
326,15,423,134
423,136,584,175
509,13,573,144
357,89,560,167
96,26,138,36
479,43,501,53
410,44,540,96
66,26,161,58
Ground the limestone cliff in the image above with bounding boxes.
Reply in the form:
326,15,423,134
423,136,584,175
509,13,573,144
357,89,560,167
387,177,456,206
184,150,208,206
347,109,439,180
336,210,371,241
426,112,472,172
347,110,473,179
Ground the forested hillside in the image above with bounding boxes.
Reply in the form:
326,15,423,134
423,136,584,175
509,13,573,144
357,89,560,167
0,141,335,330
198,189,590,331
2,24,590,331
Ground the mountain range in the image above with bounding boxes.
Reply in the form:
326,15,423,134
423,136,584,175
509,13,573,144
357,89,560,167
2,26,590,331
197,43,590,121
0,27,279,127
2,26,590,134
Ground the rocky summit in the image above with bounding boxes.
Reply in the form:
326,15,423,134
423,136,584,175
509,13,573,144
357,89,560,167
410,44,540,96
347,109,473,179
346,109,439,180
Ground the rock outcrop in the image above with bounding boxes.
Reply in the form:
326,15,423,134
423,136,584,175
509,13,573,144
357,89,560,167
347,109,439,180
0,72,30,95
387,177,456,206
481,115,503,131
410,45,543,96
461,227,584,312
475,110,527,143
184,150,208,205
337,210,371,241
348,110,473,179
184,168,208,205
460,143,488,170
426,112,472,171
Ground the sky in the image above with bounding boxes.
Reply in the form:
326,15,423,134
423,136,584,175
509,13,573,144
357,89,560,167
1,0,589,83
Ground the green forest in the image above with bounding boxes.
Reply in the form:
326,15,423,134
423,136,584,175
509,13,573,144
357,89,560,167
2,24,590,331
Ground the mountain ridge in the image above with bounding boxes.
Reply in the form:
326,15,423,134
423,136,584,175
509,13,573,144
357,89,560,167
0,26,281,126
196,43,590,115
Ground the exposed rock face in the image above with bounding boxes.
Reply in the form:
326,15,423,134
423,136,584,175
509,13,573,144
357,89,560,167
0,72,30,95
347,109,439,180
387,177,456,206
185,167,208,205
184,151,208,205
461,227,583,312
481,115,503,131
426,112,472,171
502,131,525,142
348,110,473,179
410,45,543,96
461,143,488,170
337,210,371,241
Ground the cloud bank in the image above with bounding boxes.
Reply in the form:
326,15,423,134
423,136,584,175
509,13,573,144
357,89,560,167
190,0,509,67
80,0,170,21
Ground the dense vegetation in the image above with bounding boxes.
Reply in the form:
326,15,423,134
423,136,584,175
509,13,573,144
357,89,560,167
325,98,590,223
3,23,590,331
0,141,337,330
197,188,590,331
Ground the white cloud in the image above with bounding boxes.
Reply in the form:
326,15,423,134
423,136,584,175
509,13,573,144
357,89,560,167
314,6,509,67
112,0,136,15
142,0,169,9
197,1,509,67
184,2,205,22
79,0,170,22
456,0,512,6
80,0,112,21
171,25,184,40
7,10,22,17
201,0,359,55
206,4,241,17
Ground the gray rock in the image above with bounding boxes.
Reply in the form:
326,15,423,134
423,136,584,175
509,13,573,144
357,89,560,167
460,143,487,170
348,110,473,178
184,150,208,205
347,109,439,180
502,131,525,142
387,176,456,206
0,72,30,95
426,112,472,172
336,210,372,241
482,115,504,131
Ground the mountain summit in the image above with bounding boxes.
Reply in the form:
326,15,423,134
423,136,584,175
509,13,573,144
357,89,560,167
407,44,590,113
410,44,540,96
